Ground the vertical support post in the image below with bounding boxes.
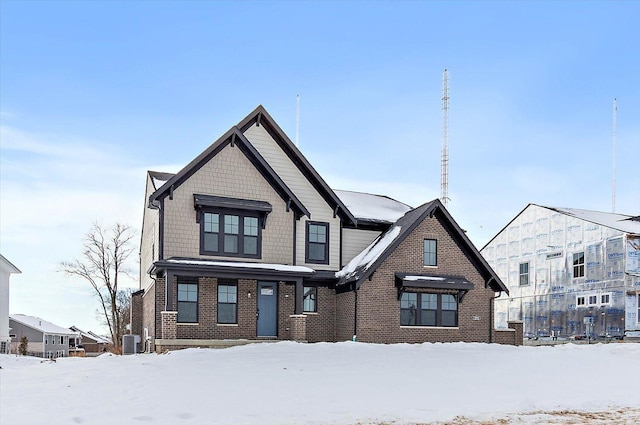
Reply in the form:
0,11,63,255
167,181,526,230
294,278,304,315
166,271,175,311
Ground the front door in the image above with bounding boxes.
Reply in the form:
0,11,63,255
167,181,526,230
257,281,278,337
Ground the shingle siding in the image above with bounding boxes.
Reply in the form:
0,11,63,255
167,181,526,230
140,176,160,291
244,124,341,270
162,145,294,263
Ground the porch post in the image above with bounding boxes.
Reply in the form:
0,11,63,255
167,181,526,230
165,270,175,310
294,278,304,315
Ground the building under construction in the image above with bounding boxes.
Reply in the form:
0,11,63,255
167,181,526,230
481,204,640,339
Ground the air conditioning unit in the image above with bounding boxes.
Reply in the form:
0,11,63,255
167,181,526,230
122,334,141,355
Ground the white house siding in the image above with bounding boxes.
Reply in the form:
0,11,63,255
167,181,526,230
140,176,160,291
244,124,340,270
342,228,381,266
482,204,640,338
0,256,20,353
162,144,294,264
0,271,10,350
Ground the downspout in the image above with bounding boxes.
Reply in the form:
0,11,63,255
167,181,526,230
486,276,497,343
292,213,297,265
353,285,358,342
147,271,158,354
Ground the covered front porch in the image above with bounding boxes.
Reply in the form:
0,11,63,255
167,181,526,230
149,258,316,351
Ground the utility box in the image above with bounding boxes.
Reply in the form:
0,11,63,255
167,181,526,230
122,334,140,355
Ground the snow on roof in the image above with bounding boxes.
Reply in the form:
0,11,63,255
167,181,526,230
336,226,402,281
403,275,446,281
10,314,76,336
149,171,175,191
334,189,411,223
69,326,111,344
87,331,112,344
164,258,315,274
539,205,640,234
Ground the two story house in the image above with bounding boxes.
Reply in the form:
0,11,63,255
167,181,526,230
481,204,640,339
131,106,512,352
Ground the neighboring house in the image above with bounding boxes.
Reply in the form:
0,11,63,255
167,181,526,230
69,326,111,354
131,105,512,352
0,254,21,354
9,314,77,358
481,204,640,339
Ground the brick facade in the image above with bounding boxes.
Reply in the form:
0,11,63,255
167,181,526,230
354,214,497,344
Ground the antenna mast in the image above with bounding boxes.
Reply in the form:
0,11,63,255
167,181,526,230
295,94,300,147
441,69,450,207
612,98,617,213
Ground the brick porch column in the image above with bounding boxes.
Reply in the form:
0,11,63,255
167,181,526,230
289,314,307,342
508,321,524,346
161,311,178,340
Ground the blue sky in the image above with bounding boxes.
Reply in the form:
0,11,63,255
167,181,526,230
1,1,639,334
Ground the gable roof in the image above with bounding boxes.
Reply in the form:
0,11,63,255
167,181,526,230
540,205,640,234
334,189,412,225
336,199,508,294
0,254,21,274
10,314,76,336
148,123,310,219
482,203,640,250
236,106,356,225
148,106,357,224
69,326,111,344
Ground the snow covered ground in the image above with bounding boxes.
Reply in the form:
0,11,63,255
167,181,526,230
1,341,639,425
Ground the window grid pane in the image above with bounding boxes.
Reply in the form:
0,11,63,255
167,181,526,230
519,262,529,286
573,252,585,278
244,217,258,236
204,213,219,233
225,215,239,234
244,236,258,255
423,239,437,266
401,292,457,327
303,286,317,312
217,284,238,324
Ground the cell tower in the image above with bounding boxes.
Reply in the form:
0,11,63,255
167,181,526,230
612,98,617,213
441,69,450,207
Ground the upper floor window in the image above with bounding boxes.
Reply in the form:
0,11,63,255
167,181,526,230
601,293,610,304
400,292,458,327
303,286,317,312
519,262,529,286
177,278,198,323
306,222,329,264
423,239,437,267
588,295,597,305
573,252,585,278
201,210,262,258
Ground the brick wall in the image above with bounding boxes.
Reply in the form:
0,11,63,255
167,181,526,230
305,286,336,342
141,280,158,352
161,311,177,339
130,291,143,343
289,315,307,341
335,290,355,341
354,213,497,344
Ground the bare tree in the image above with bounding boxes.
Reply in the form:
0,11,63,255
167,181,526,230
61,223,136,351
